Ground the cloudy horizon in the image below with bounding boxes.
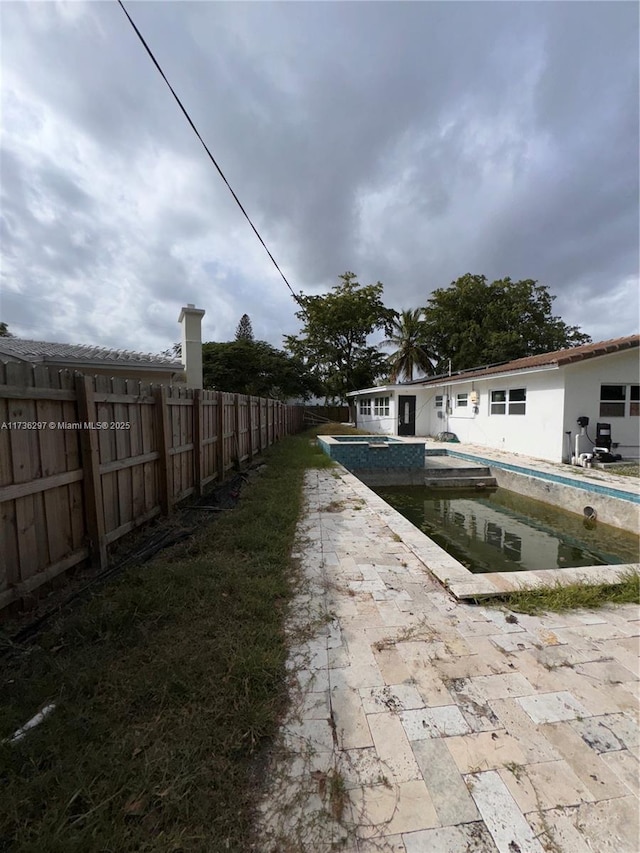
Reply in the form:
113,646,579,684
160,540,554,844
1,0,638,357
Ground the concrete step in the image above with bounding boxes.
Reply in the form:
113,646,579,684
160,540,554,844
424,466,492,478
424,475,497,489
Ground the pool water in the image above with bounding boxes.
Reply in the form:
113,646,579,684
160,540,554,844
374,486,640,573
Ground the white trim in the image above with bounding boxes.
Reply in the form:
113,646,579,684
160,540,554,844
347,385,403,397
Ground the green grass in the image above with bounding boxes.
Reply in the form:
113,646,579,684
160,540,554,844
610,463,640,478
313,422,369,436
484,569,639,615
0,426,349,853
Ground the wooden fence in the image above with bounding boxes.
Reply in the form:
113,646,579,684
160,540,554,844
0,363,304,612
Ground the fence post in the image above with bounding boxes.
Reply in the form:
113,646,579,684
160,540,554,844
76,374,107,569
193,389,203,497
234,394,240,464
257,398,262,453
217,391,225,480
153,385,172,514
247,396,253,461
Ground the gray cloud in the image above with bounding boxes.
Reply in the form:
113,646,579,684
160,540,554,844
1,0,637,356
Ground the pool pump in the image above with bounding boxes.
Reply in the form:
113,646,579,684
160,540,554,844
592,423,622,463
572,417,622,466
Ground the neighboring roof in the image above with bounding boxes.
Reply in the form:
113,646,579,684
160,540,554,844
0,338,183,371
408,334,640,388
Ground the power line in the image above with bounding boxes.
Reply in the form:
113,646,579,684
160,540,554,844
117,0,302,306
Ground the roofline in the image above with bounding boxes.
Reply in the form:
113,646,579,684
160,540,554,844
415,364,560,388
42,357,184,372
347,385,403,397
410,336,639,388
1,354,183,372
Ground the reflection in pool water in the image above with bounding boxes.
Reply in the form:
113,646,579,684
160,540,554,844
374,486,640,574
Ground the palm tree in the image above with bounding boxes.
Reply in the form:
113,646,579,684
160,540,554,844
382,309,436,382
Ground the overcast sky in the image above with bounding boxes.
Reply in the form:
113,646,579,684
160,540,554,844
1,1,638,356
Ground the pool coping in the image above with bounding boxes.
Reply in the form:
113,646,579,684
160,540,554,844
319,435,427,446
338,464,639,600
441,448,640,505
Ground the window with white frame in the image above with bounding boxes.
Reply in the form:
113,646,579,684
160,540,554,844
456,393,468,408
359,398,371,416
374,396,390,416
508,388,526,415
490,388,526,415
434,394,443,408
599,384,639,417
490,390,506,415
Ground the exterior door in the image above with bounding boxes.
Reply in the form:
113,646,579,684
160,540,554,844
398,395,416,436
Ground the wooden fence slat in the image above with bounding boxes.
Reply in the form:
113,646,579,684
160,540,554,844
217,391,225,481
98,450,160,475
193,389,202,497
247,394,253,461
76,374,107,570
0,385,77,401
153,385,172,514
0,469,84,502
0,547,89,611
127,380,145,522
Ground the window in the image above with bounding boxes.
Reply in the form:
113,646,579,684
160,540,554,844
456,393,468,408
490,389,526,415
435,395,443,408
600,385,626,417
359,399,371,416
374,396,390,416
631,385,639,417
508,388,526,415
490,390,506,415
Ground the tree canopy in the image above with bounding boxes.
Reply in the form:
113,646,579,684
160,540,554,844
202,339,320,401
235,314,254,342
422,274,591,373
284,272,396,402
382,308,436,382
0,322,13,337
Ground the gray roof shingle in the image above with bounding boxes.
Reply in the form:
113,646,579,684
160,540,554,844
0,338,182,370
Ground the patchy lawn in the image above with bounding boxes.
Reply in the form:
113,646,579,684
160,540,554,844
484,569,640,615
0,427,348,853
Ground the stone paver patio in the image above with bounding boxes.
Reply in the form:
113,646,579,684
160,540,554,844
257,467,639,853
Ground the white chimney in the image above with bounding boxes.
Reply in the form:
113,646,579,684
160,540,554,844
178,303,205,389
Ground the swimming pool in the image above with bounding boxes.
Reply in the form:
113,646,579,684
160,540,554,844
374,485,640,574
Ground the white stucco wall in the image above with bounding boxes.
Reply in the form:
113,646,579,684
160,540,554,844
421,368,567,461
562,349,640,459
353,391,397,435
350,347,639,462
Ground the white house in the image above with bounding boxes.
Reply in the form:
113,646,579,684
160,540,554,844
347,335,640,463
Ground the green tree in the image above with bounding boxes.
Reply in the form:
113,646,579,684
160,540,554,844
0,322,13,337
202,339,320,400
284,272,396,402
161,343,182,358
423,274,591,373
235,314,254,341
382,308,436,382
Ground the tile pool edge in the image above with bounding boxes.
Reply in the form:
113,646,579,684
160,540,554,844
443,449,640,505
337,465,640,601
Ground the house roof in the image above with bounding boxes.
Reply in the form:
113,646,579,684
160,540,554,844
410,334,640,388
0,338,183,371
